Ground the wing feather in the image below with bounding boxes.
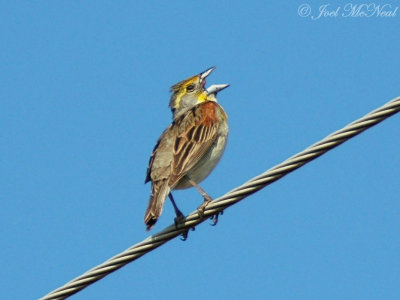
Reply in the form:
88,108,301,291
169,103,219,186
145,124,174,183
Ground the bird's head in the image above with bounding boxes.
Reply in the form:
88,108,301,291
169,67,216,118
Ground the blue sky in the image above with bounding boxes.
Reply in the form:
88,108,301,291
1,2,400,299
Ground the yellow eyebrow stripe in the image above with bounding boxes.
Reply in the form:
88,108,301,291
173,77,207,109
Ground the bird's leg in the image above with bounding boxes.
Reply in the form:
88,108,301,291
185,177,213,217
168,193,184,224
169,193,192,241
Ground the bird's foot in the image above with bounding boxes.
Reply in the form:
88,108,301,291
197,196,212,218
174,210,185,227
210,210,224,226
180,227,195,241
173,211,195,241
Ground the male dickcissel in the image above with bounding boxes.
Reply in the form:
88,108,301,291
144,67,229,230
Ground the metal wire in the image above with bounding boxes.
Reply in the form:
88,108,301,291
40,96,400,300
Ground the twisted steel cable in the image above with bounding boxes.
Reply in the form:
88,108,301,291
41,96,400,300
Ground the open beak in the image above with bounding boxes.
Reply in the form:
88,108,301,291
206,84,230,95
200,66,216,80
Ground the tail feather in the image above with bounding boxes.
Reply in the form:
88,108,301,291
144,180,170,230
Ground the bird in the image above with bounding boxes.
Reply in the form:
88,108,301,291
144,67,229,230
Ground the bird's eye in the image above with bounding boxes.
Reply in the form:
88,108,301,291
186,84,195,92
